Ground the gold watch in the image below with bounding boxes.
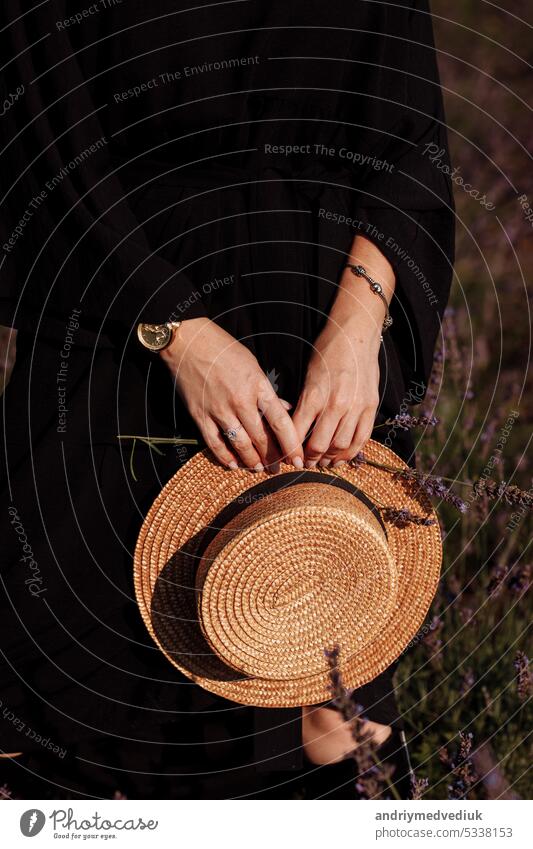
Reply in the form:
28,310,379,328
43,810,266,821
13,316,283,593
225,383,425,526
136,321,182,352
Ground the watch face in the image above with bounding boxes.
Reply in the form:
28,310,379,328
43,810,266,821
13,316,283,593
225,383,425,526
137,323,172,351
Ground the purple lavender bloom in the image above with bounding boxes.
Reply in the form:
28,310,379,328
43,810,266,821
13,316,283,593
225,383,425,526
349,452,366,469
440,732,477,800
513,651,532,701
411,776,429,800
508,563,531,594
387,414,440,431
381,507,436,528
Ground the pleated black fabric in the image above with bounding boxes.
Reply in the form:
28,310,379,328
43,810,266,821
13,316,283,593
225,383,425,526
0,0,454,797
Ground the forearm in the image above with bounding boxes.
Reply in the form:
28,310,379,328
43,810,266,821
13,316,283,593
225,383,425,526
328,235,396,342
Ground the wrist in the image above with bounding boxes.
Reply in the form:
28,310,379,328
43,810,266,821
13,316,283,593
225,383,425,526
329,280,386,340
159,316,211,361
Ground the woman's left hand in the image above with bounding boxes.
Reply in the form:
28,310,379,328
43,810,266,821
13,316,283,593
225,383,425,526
292,316,381,468
292,234,395,468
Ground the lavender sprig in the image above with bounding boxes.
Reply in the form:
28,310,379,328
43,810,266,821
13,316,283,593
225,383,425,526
324,646,397,800
487,563,511,598
351,451,366,469
380,508,436,528
460,668,475,696
513,651,532,702
376,414,439,431
410,776,429,800
348,455,469,514
392,470,468,514
439,732,477,799
473,479,533,508
508,563,531,594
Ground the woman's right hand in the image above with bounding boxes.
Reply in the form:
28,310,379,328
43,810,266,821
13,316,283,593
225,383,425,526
159,317,304,471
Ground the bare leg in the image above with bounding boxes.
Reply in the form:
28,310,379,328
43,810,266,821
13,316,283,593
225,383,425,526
302,706,391,764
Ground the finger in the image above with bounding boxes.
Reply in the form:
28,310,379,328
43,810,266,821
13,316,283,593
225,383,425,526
217,416,264,471
240,405,273,467
257,416,284,472
260,394,304,467
292,386,322,445
322,410,359,465
257,397,292,466
344,407,376,463
201,418,240,469
303,408,341,468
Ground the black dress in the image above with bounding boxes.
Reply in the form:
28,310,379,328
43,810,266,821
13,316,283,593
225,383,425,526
0,0,454,798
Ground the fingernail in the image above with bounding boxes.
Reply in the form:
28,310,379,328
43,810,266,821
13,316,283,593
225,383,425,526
319,459,331,467
229,461,238,470
305,460,317,469
333,460,346,468
254,463,264,472
292,456,304,469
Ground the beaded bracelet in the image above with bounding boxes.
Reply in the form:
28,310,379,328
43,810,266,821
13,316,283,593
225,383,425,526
345,263,393,334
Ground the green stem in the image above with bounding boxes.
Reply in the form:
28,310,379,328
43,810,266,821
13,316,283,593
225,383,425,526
129,438,137,483
117,435,199,446
117,435,199,481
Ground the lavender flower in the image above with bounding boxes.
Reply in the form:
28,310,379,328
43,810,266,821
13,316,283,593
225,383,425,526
460,668,475,695
392,470,468,514
480,420,498,445
380,507,436,528
513,651,532,701
508,563,531,594
324,646,395,799
385,414,439,431
410,776,429,800
349,452,366,469
473,479,533,509
459,606,476,627
439,732,477,799
487,563,510,598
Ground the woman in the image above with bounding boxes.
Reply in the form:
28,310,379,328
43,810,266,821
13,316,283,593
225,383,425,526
0,0,454,798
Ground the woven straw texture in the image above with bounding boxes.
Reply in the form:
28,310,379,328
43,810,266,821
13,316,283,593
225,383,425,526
133,439,442,707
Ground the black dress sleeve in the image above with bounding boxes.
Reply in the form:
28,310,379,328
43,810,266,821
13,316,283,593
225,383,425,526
0,0,205,336
348,0,455,396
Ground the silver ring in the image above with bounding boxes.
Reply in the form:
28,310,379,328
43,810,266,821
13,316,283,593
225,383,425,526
223,424,243,442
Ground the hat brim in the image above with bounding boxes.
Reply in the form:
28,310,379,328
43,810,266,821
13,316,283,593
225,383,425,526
133,439,441,707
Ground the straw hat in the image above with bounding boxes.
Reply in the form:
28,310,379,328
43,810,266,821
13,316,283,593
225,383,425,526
133,439,441,707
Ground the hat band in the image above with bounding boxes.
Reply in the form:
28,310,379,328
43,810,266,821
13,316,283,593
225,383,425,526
195,470,386,563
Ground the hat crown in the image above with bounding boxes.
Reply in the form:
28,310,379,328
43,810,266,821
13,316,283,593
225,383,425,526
198,482,398,681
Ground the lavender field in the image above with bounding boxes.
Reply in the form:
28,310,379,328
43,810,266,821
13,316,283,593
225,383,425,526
393,0,532,799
